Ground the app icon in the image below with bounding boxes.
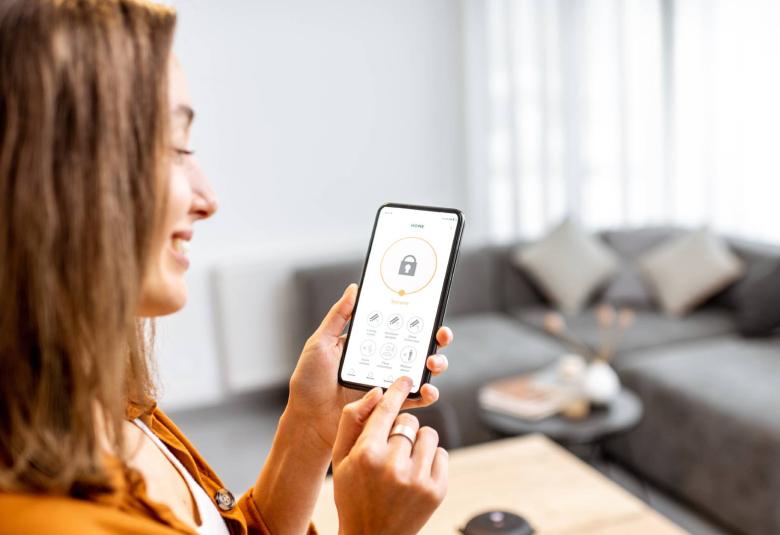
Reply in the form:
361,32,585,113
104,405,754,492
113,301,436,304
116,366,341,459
360,339,376,356
398,255,418,276
387,313,403,331
400,346,417,364
366,311,382,328
407,316,424,334
380,342,396,360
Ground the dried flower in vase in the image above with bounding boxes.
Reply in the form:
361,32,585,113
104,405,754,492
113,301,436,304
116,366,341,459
597,304,636,363
543,311,596,359
543,305,636,363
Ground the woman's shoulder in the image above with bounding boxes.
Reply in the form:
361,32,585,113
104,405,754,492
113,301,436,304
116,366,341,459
0,492,181,535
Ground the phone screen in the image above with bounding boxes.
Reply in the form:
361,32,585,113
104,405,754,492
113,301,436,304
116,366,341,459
339,204,463,396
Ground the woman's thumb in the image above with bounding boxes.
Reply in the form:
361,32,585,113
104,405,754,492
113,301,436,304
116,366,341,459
317,283,357,338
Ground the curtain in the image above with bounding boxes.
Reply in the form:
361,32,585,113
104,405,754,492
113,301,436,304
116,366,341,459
480,0,780,243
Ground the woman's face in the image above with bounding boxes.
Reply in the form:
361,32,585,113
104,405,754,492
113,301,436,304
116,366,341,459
137,57,217,317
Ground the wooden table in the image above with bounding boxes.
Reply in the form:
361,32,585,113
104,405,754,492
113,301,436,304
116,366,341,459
312,434,688,534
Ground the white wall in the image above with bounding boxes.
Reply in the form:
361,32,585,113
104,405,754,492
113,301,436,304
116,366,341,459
156,0,468,409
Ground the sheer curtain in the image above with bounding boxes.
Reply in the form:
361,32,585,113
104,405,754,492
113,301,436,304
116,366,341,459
478,0,780,243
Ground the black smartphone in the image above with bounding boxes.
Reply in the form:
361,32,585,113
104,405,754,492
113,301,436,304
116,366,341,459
338,203,465,398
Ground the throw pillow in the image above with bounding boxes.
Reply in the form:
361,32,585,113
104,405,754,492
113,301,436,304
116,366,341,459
735,260,780,337
512,219,620,314
637,229,744,316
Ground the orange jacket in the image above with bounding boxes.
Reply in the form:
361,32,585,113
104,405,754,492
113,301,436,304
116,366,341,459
0,404,318,534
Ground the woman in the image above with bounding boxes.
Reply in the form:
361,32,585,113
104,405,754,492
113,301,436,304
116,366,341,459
0,1,453,533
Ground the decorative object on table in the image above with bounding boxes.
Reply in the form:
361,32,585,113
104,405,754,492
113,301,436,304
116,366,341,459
512,219,620,314
542,304,635,363
561,397,591,421
555,353,586,384
481,305,636,422
477,369,578,421
460,511,535,535
582,360,620,405
543,304,634,406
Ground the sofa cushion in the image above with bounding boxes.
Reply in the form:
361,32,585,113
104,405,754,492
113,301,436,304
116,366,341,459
710,237,780,310
734,260,780,337
512,306,737,360
512,219,620,314
637,229,744,316
433,312,565,445
606,336,780,535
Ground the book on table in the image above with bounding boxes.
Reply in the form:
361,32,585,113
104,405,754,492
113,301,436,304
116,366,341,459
479,366,578,421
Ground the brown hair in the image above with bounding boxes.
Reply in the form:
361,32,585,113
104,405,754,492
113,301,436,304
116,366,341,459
0,0,176,496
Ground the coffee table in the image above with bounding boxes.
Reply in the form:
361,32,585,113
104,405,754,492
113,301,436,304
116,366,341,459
311,434,686,534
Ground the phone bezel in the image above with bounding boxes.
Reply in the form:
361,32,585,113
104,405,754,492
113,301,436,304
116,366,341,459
337,202,465,399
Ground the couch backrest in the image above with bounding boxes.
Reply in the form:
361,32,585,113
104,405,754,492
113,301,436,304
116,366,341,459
293,228,780,338
294,259,363,343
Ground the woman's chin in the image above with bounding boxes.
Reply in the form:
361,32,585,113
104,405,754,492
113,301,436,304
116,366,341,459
137,280,188,317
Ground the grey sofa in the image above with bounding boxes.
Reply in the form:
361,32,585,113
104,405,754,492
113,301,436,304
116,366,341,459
294,228,780,535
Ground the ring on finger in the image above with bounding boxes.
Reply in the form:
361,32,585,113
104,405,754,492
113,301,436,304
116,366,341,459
388,424,417,446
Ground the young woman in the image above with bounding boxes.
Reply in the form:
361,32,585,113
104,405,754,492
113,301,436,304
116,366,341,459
0,1,453,534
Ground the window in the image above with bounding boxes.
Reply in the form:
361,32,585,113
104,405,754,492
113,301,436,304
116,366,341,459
475,0,780,243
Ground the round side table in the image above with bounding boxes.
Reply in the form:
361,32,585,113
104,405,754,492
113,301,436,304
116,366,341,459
479,388,644,446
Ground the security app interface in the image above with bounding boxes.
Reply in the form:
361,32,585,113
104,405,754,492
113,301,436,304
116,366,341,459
341,206,459,394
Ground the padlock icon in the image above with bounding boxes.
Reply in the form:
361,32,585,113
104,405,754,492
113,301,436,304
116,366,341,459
398,255,417,276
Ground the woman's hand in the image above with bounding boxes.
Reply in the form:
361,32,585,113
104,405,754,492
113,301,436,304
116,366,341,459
332,378,448,535
286,283,453,451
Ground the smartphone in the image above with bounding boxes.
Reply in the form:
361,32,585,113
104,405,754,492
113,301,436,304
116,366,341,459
338,203,465,398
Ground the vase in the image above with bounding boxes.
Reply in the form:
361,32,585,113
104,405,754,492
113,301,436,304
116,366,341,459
556,353,587,384
582,360,620,405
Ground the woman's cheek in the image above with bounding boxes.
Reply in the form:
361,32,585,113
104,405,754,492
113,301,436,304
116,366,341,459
168,166,192,219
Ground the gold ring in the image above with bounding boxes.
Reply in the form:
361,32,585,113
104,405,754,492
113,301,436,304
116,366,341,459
388,424,417,445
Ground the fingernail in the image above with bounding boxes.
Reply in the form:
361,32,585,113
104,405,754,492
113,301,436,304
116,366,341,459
432,356,443,366
399,376,412,388
365,387,382,401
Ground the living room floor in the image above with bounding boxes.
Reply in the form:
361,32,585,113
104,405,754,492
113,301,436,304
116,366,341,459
170,395,732,535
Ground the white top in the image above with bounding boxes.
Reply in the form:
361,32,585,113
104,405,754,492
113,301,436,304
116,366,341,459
133,418,230,535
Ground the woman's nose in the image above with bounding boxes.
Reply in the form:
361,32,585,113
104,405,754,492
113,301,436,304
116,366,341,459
188,158,218,219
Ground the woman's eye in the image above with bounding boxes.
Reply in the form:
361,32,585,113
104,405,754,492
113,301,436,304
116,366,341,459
172,147,194,164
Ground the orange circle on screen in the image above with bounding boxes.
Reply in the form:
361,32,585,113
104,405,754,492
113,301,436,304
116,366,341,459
379,236,438,296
